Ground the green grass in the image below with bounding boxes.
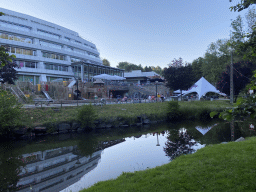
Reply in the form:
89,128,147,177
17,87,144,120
81,137,256,192
20,100,231,127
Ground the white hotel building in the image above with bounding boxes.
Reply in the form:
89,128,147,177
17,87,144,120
0,8,124,85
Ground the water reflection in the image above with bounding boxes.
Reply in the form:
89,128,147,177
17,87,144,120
0,119,255,191
0,142,24,191
16,147,102,192
164,129,196,160
195,124,217,135
11,138,125,192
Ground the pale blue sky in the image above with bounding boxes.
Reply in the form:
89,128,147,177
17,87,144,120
0,0,247,68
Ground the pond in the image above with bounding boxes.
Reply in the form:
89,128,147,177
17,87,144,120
0,119,255,192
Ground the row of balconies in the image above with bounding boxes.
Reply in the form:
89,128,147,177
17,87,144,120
0,37,102,64
0,11,98,52
0,24,100,56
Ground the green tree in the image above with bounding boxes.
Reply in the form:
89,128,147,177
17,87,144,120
245,7,256,33
201,40,230,85
151,66,163,76
102,58,110,66
77,104,97,129
229,0,256,12
192,57,204,81
0,46,18,84
116,62,143,72
0,90,22,135
143,66,153,72
163,58,194,100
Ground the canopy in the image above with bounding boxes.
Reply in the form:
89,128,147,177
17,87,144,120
195,123,218,135
92,74,126,81
175,77,226,99
195,126,212,135
93,79,105,84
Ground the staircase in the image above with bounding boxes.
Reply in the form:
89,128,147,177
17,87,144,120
8,85,27,103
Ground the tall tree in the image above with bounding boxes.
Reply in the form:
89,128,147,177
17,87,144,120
245,7,256,33
151,66,163,75
163,58,194,99
0,46,18,84
164,131,196,161
231,15,245,43
217,61,253,101
116,61,143,72
229,0,256,12
229,0,256,61
102,59,110,66
201,40,231,85
192,57,204,81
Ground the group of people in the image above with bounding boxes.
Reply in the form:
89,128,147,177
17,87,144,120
148,93,165,102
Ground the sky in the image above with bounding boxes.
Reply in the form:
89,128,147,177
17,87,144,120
0,0,248,68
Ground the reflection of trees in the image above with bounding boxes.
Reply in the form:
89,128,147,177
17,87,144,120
164,131,196,161
0,144,24,191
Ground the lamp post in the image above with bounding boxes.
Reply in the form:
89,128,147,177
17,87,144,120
230,31,234,103
156,133,160,146
74,76,79,106
155,81,158,102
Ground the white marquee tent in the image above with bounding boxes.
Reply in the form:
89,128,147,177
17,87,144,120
174,77,226,99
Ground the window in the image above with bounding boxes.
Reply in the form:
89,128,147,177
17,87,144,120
25,62,36,68
6,46,35,56
37,29,59,39
42,52,65,61
0,20,31,32
40,41,62,49
16,61,37,68
71,57,81,62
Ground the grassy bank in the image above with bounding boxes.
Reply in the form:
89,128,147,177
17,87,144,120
21,100,231,127
81,137,256,192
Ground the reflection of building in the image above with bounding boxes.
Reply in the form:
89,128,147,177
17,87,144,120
0,8,123,84
16,146,102,192
15,138,126,192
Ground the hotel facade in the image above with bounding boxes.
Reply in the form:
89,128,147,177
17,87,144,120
0,8,124,85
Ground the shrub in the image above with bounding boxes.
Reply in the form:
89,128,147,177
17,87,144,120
77,104,98,128
166,101,181,121
0,90,22,135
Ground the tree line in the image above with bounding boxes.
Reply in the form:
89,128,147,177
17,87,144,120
163,4,256,99
102,59,163,75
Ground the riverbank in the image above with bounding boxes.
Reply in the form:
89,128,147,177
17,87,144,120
80,136,256,192
18,100,231,132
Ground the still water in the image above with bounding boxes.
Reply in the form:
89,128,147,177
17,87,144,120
0,119,255,192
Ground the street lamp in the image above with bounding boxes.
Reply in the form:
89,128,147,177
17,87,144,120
156,133,160,146
155,81,158,102
74,76,79,106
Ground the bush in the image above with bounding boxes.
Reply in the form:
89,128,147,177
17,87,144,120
0,90,22,135
77,104,97,129
166,101,181,121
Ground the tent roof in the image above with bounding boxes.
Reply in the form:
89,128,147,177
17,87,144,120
195,123,218,135
93,79,105,84
195,126,212,135
176,77,226,99
92,74,126,80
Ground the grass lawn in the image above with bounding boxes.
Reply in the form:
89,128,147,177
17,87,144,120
21,100,231,127
80,137,256,192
